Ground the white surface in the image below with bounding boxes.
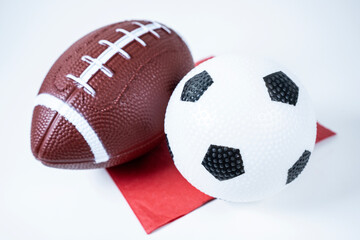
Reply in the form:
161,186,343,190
0,0,359,239
165,55,317,202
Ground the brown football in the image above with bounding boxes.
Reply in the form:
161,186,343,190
31,20,194,169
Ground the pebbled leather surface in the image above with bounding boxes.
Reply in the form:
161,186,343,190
31,20,194,169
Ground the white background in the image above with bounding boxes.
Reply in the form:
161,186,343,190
0,0,359,239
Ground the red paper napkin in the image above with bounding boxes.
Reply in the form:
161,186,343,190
107,123,335,234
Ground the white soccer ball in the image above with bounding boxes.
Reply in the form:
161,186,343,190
165,54,317,202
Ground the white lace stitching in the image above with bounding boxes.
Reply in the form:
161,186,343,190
115,28,147,47
152,21,171,34
66,74,97,96
81,55,114,77
66,21,171,96
98,40,131,60
132,22,160,38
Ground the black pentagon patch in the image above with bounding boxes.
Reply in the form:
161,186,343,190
181,70,213,102
202,145,245,181
286,150,311,184
165,134,174,160
263,71,299,106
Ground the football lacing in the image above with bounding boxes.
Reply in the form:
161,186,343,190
132,22,160,38
66,21,171,96
81,55,114,77
66,74,97,96
152,21,171,34
115,28,147,47
98,40,131,60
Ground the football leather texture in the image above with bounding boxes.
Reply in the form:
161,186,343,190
31,20,194,169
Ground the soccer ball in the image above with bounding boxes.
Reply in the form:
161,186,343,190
165,54,317,202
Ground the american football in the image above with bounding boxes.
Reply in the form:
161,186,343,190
31,20,194,169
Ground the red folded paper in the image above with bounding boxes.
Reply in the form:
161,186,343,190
107,123,335,234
